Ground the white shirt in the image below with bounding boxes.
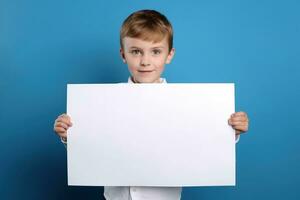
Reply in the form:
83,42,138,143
62,77,239,200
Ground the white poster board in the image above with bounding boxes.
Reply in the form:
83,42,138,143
67,83,235,186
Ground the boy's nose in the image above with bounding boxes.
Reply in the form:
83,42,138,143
141,62,150,67
140,55,151,66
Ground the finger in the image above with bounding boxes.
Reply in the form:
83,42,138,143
231,116,248,122
56,118,73,127
62,114,71,120
63,115,72,126
55,127,67,134
58,132,67,138
232,118,248,123
58,113,71,121
233,111,247,117
56,118,70,127
228,118,248,126
233,125,248,132
228,118,233,125
230,121,246,126
55,122,69,129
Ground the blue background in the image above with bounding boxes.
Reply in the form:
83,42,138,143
1,0,299,199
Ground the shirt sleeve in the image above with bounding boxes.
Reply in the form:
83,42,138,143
60,137,67,148
235,135,240,143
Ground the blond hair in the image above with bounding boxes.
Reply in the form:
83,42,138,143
120,10,173,52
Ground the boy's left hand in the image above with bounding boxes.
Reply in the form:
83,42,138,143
228,111,249,136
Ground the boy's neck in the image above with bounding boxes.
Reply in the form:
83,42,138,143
131,76,163,83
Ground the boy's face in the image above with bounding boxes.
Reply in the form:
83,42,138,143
120,36,175,83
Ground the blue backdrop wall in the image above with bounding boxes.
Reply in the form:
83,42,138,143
1,0,299,199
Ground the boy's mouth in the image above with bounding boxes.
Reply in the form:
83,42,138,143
138,70,154,73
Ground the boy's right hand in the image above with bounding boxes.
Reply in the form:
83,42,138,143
53,113,73,140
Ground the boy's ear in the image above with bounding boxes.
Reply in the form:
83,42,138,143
166,48,175,64
120,48,126,63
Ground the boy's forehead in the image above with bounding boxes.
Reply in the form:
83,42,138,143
123,37,168,49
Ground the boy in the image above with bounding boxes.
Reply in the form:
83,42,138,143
54,10,249,200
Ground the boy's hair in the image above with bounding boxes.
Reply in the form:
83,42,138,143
120,10,173,52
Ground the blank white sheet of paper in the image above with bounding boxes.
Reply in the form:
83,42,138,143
67,83,235,187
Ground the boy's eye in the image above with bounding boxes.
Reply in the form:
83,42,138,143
131,49,142,55
152,49,161,55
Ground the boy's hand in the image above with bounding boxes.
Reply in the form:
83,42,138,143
228,111,249,136
53,113,73,140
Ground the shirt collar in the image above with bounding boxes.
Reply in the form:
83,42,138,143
127,77,167,84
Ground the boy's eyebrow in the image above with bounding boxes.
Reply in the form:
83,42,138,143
129,46,165,49
151,46,165,49
129,46,142,49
